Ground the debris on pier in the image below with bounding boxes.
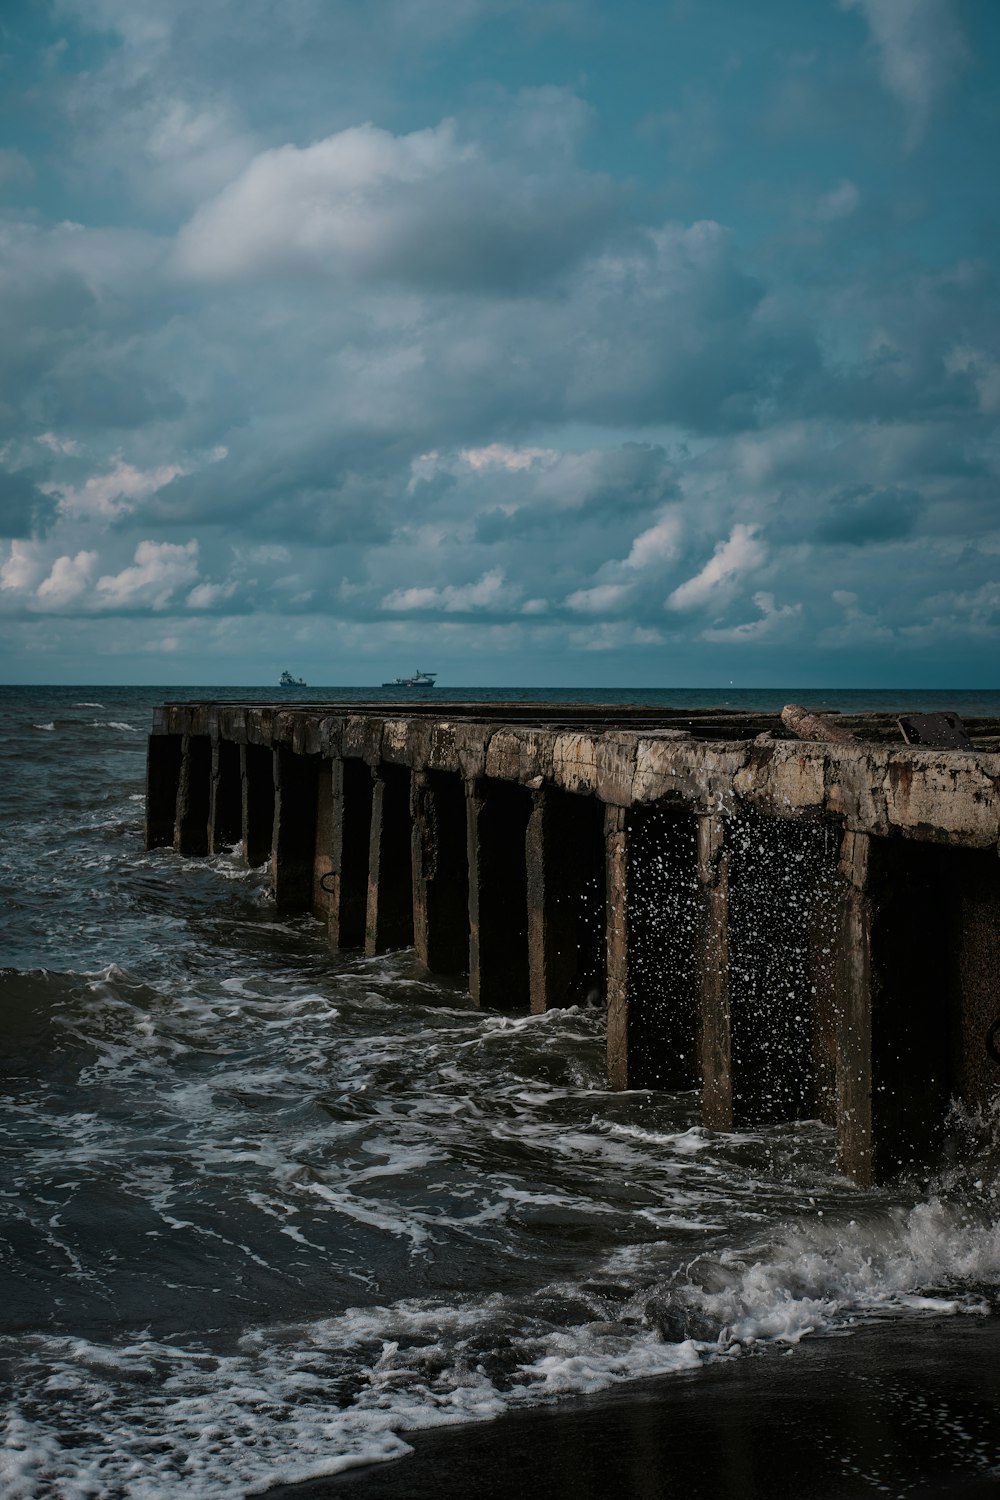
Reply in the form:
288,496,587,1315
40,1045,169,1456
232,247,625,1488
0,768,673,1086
780,702,858,743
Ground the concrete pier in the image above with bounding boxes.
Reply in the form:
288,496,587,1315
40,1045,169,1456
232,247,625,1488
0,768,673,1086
527,786,604,1015
209,738,242,855
241,742,274,869
326,758,373,949
174,734,211,856
468,777,532,1009
146,700,1000,1184
366,764,413,956
412,770,469,976
272,746,319,911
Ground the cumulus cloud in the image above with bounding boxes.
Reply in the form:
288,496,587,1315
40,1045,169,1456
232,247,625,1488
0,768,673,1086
565,582,633,614
187,579,238,609
36,551,98,607
1,541,42,593
666,524,766,611
1,1,997,682
561,507,681,617
142,97,258,204
702,591,801,642
624,513,682,570
56,458,186,520
460,444,559,472
841,0,970,145
173,106,615,291
568,621,666,652
173,119,469,279
381,569,521,613
95,539,200,610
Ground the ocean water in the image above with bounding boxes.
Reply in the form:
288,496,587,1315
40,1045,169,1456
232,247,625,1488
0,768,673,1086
2,684,1000,1499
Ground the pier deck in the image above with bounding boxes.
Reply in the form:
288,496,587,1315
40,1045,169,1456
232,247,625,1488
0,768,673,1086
146,701,1000,1184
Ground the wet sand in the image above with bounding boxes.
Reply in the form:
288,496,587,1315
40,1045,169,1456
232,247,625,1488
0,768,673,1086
264,1317,1000,1500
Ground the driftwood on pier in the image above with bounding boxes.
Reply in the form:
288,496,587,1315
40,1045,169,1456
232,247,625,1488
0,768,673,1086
146,700,1000,1187
780,702,858,744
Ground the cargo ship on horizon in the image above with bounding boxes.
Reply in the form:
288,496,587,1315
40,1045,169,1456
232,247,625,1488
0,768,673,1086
381,670,438,687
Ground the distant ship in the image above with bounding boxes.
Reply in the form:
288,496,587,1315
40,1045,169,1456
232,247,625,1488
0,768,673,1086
381,670,437,688
279,670,306,688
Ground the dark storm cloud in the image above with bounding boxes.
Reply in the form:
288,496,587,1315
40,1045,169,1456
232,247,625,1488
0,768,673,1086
148,456,396,547
121,206,825,557
0,270,95,435
0,221,181,439
45,363,184,431
814,485,921,546
472,444,679,544
0,468,58,538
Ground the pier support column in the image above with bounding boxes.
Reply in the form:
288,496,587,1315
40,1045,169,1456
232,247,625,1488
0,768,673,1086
365,765,414,955
948,850,1000,1116
327,759,373,950
411,770,469,975
174,734,211,856
605,806,631,1089
145,734,183,850
836,832,952,1184
699,811,842,1131
695,814,731,1129
608,805,700,1092
698,813,735,1127
312,760,334,922
241,743,275,869
271,749,319,911
527,787,606,1014
209,739,242,854
467,777,531,1009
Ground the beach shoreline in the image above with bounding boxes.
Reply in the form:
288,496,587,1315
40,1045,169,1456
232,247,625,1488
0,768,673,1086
262,1317,1000,1500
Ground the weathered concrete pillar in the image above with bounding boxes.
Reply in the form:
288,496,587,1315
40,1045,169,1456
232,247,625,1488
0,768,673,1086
807,860,843,1129
948,848,1000,1116
467,777,531,1009
836,832,953,1184
312,759,334,922
208,738,242,854
327,758,373,950
699,811,842,1131
365,764,414,955
411,770,469,975
607,804,701,1091
527,787,606,1014
145,734,183,850
697,813,732,1126
241,742,275,869
271,748,319,910
174,734,212,856
605,805,630,1089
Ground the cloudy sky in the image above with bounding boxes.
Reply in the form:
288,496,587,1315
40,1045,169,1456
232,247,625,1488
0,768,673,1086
1,0,997,686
